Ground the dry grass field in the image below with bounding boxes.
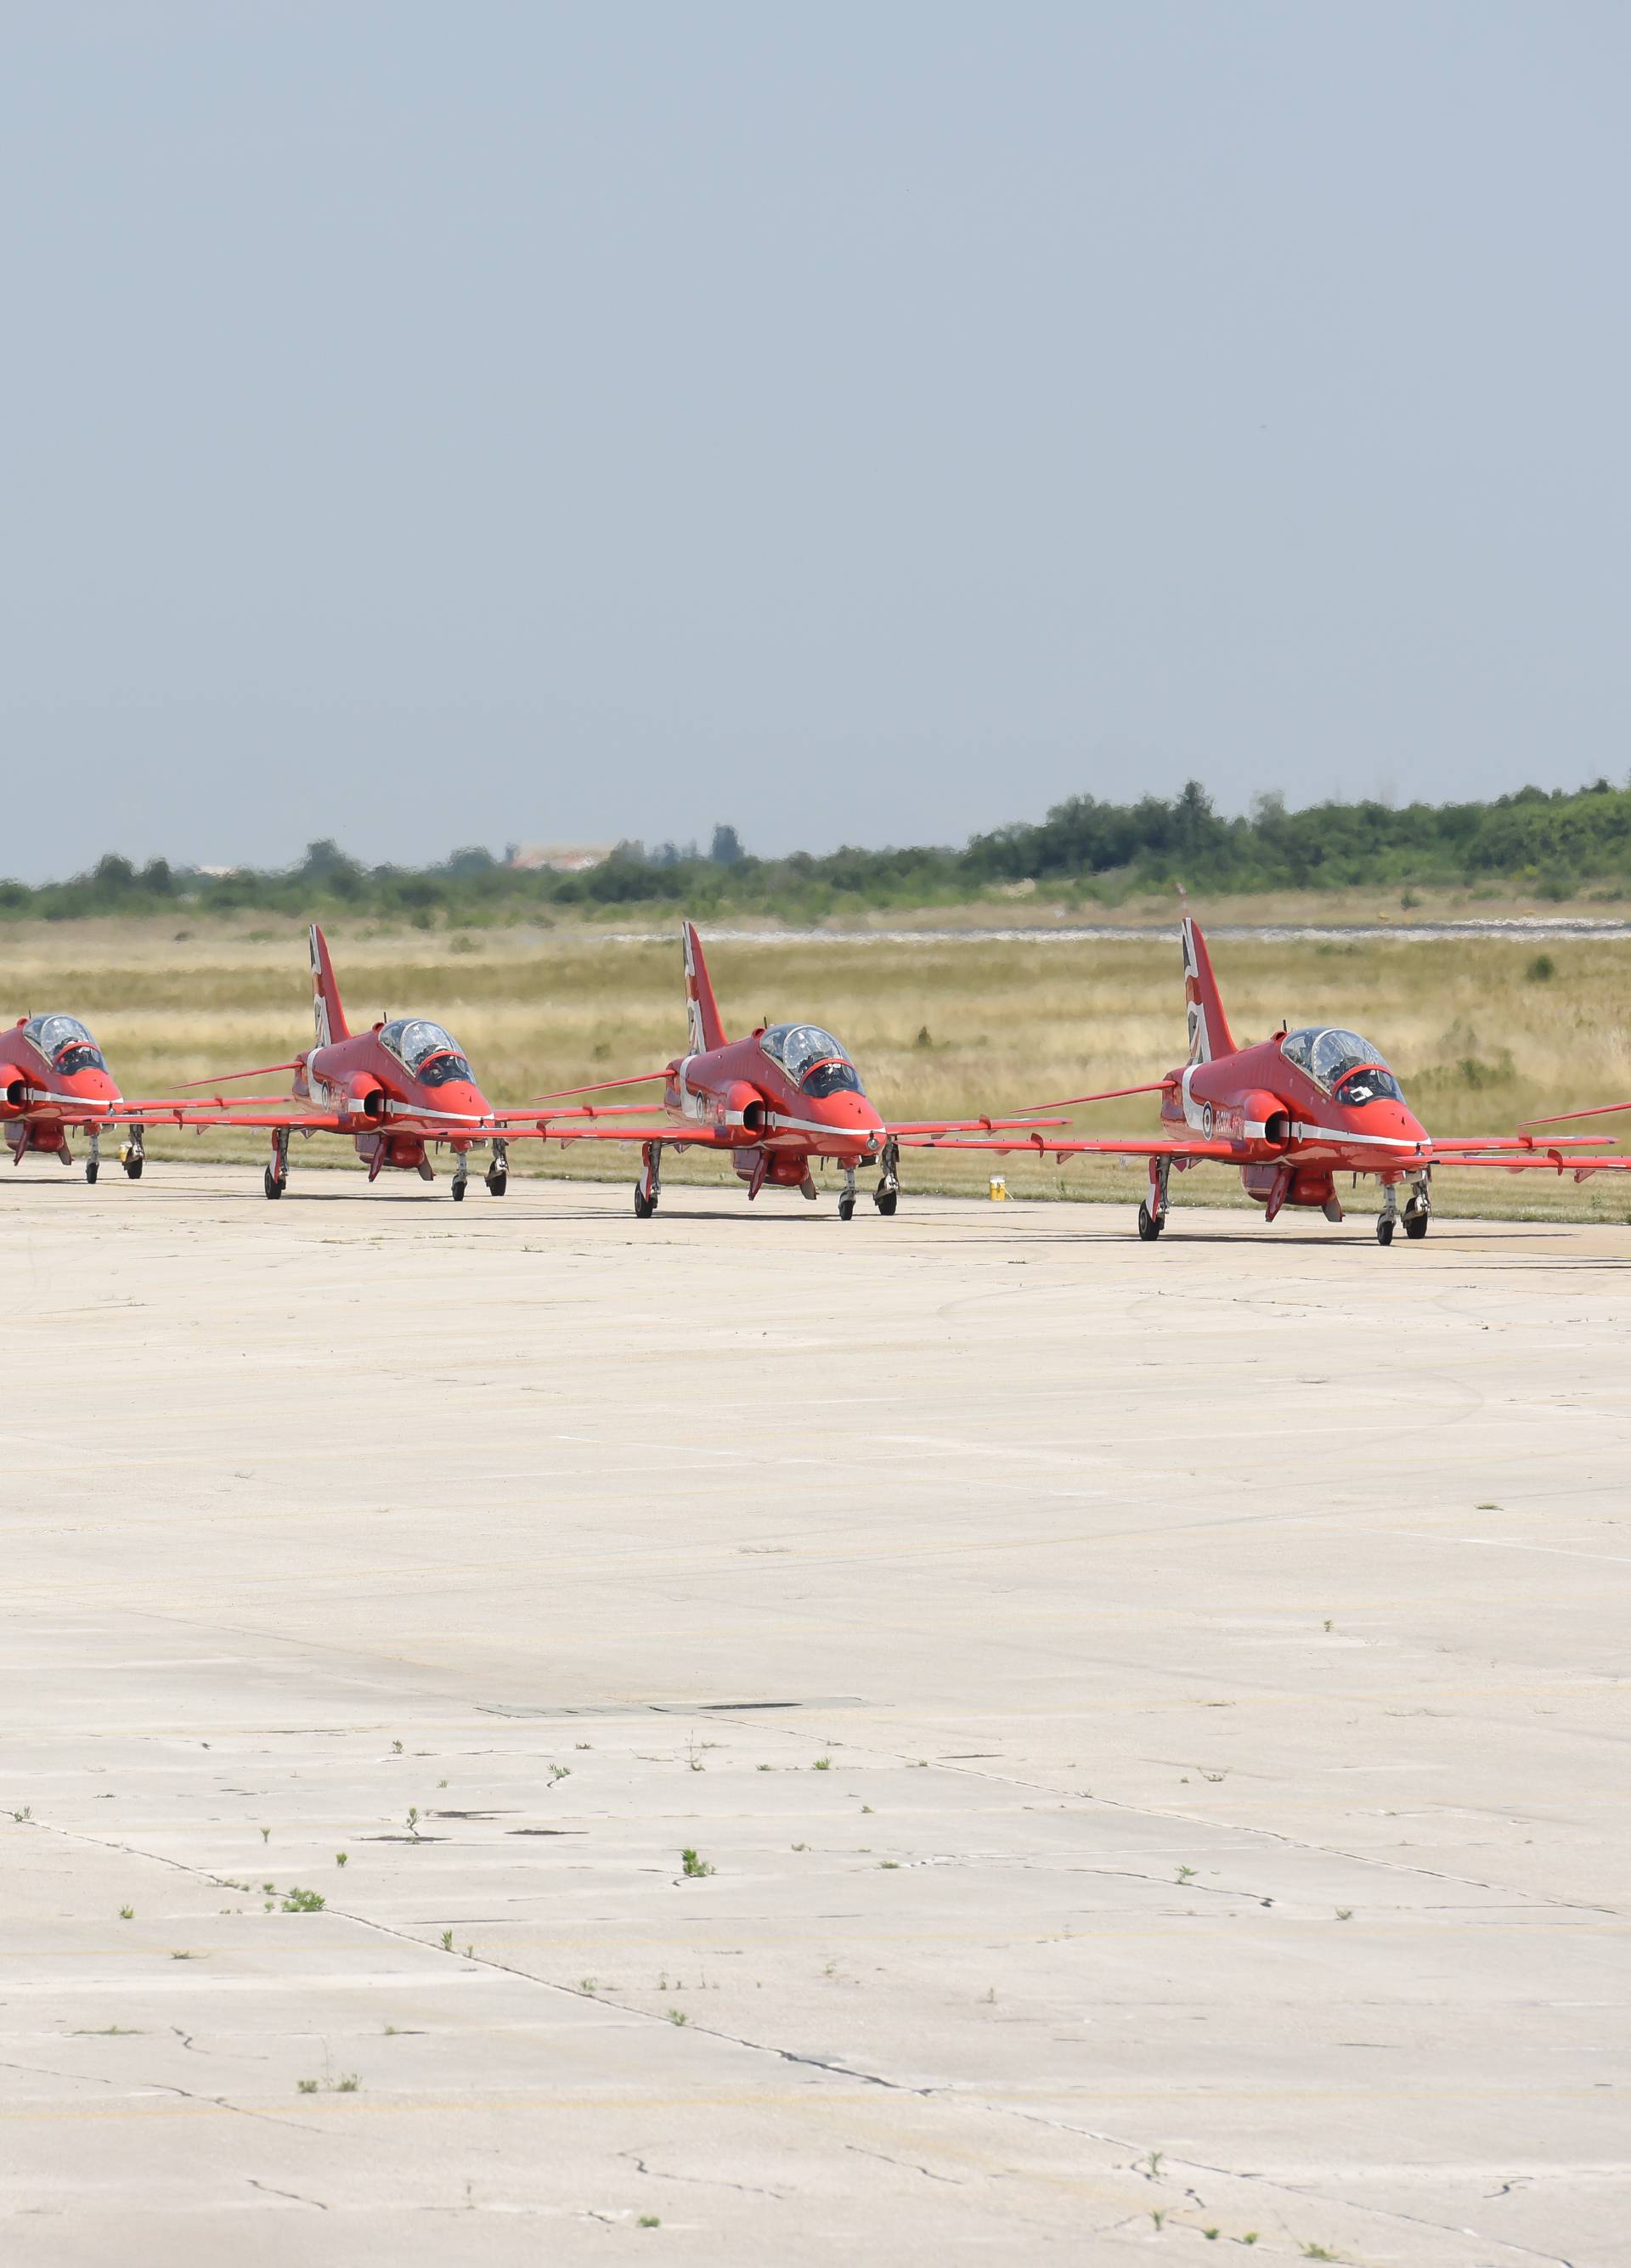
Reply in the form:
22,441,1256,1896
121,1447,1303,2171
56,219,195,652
7,912,1631,1221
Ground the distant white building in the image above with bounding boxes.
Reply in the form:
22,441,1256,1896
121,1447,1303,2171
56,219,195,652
505,843,615,874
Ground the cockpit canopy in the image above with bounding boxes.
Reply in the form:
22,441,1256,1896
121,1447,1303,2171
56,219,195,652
22,1013,106,1076
1280,1026,1404,1106
758,1023,866,1098
379,1018,474,1088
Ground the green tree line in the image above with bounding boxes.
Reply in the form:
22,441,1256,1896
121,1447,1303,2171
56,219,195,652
4,778,1630,923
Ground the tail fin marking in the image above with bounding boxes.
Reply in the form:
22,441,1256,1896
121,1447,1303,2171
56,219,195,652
681,922,727,1054
309,923,351,1050
1181,917,1235,1064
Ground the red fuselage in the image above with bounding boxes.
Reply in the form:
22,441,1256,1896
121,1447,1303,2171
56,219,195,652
1162,1032,1431,1209
661,1030,883,1188
0,1014,123,1159
297,1024,494,1173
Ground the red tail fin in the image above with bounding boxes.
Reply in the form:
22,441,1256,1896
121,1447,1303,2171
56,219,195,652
681,922,727,1053
1181,917,1235,1063
308,923,350,1048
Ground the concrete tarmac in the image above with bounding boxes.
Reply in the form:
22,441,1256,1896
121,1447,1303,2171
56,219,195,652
2,1167,1628,2265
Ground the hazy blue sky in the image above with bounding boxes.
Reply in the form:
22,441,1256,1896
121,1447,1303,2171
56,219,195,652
3,3,1627,880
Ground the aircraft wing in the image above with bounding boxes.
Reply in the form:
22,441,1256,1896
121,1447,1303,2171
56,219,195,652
895,1132,1246,1161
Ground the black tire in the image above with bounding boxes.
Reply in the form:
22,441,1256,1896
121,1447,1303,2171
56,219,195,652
85,1159,99,1185
125,1156,143,1181
875,1188,898,1216
451,1178,466,1201
1404,1212,1428,1239
838,1192,856,1221
634,1183,654,1218
263,1165,284,1201
1376,1216,1395,1246
1137,1200,1161,1241
486,1171,507,1197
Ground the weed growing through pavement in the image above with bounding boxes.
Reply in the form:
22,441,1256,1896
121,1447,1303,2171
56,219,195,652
440,1930,454,1951
667,2008,687,2026
549,1763,571,1781
335,1853,347,1868
259,1827,270,1842
1176,1865,1196,1883
811,1757,832,1771
680,1848,714,1878
638,2216,660,2229
879,1860,899,1870
281,1887,325,1912
118,1906,133,1920
392,1740,404,1753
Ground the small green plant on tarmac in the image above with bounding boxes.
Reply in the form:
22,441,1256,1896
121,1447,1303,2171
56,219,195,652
336,2073,359,2092
281,1887,325,1912
1204,2231,1219,2243
1303,2248,1337,2262
550,1762,572,1780
680,1848,713,1879
879,1860,900,1870
1176,1865,1195,1883
1142,2151,1165,2179
259,1826,271,1842
638,2217,660,2229
10,1806,31,1822
392,1740,404,1753
1150,2209,1165,2229
811,1757,832,1771
335,1852,347,1868
440,1929,454,1951
170,1950,197,1961
118,1906,133,1920
406,1807,420,1836
297,2079,319,2094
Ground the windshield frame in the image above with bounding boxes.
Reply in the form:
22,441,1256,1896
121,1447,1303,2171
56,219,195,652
22,1014,106,1074
379,1018,471,1081
757,1023,865,1097
1280,1025,1399,1101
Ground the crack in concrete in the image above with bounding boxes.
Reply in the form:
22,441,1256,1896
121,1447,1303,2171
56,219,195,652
246,2178,328,2210
623,2152,782,2199
844,2142,963,2185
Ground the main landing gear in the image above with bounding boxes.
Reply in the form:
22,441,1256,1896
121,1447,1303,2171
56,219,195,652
633,1142,662,1219
1137,1156,1171,1241
121,1129,145,1181
264,1126,289,1200
874,1137,900,1216
485,1139,508,1198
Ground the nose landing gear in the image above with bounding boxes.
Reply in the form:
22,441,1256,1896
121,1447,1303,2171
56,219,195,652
451,1154,469,1201
838,1165,858,1222
873,1137,900,1216
86,1129,100,1185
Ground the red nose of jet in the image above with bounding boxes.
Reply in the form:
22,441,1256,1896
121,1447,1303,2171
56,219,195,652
819,1092,884,1141
436,1078,493,1123
62,1064,121,1110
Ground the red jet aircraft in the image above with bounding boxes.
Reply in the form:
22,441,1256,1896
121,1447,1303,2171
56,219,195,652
945,916,1617,1244
2,1012,150,1183
139,925,528,1199
533,922,1057,1219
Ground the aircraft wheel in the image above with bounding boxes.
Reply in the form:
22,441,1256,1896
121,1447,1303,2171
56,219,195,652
1375,1216,1395,1246
1137,1200,1162,1241
451,1178,466,1202
486,1171,507,1197
838,1192,857,1222
1404,1212,1428,1239
263,1166,284,1201
85,1159,99,1185
124,1156,144,1180
875,1188,898,1216
634,1183,654,1219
